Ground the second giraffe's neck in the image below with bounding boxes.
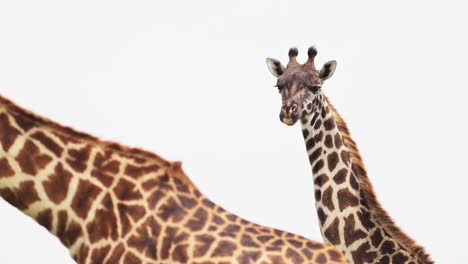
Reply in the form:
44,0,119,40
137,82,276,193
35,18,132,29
299,94,431,264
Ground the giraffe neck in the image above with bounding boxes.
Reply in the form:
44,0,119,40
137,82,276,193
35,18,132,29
300,94,432,264
0,102,183,260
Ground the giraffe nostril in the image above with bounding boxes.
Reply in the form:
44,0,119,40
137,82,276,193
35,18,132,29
291,104,297,113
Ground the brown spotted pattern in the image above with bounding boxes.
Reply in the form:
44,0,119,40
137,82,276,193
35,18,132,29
0,96,348,264
300,94,433,264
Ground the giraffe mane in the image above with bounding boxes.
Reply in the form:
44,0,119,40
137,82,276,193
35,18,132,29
325,97,434,264
0,94,196,188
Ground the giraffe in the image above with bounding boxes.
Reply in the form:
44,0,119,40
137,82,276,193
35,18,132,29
265,47,433,264
0,94,348,264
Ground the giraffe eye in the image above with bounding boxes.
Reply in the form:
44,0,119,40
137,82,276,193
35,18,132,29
308,85,321,93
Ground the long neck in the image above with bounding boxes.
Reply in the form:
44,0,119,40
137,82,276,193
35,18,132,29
0,103,175,261
300,94,432,264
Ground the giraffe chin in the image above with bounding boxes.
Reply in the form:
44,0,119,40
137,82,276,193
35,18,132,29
281,117,297,126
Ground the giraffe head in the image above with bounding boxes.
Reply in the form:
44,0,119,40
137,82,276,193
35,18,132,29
266,47,337,126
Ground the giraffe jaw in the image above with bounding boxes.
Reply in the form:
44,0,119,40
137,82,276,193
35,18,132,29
281,117,297,126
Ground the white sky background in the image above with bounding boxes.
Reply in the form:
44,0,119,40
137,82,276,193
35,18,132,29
0,1,467,263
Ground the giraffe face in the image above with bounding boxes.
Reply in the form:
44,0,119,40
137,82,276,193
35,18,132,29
266,47,337,126
276,72,320,126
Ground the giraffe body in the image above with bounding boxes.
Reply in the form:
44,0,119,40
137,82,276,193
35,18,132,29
266,47,433,264
0,95,347,263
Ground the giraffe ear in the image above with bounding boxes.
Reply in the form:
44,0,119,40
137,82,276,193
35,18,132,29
319,60,337,81
266,58,285,78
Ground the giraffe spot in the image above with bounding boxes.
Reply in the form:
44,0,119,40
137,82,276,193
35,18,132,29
306,137,315,150
113,178,143,201
104,243,125,264
324,217,341,245
125,164,159,178
118,203,146,236
220,224,241,238
0,181,39,210
333,168,348,184
128,218,161,259
317,207,327,225
316,252,327,264
381,240,396,254
42,162,73,204
286,248,303,263
186,207,208,231
312,159,324,174
226,213,238,222
66,145,92,173
337,188,359,211
314,131,323,143
0,113,21,151
315,189,321,201
268,255,284,263
11,113,35,132
212,214,225,225
15,140,52,175
371,229,383,248
194,234,215,257
306,241,324,249
322,186,335,211
0,157,15,177
327,152,340,172
302,129,309,139
178,195,197,209
237,251,261,264
324,135,333,148
172,244,189,263
36,209,53,230
343,214,367,247
357,209,375,230
31,131,63,157
351,241,377,264
334,133,343,149
350,173,359,191
123,251,142,264
314,174,329,187
86,194,118,243
302,248,313,259
314,119,322,130
241,234,259,248
212,240,237,257
392,253,409,263
157,197,187,223
328,249,344,262
258,235,274,243
323,118,336,130
321,106,327,118
202,198,215,209
287,239,303,249
340,150,351,167
71,179,102,219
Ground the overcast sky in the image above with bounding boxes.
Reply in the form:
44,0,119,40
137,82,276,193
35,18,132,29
0,1,467,263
